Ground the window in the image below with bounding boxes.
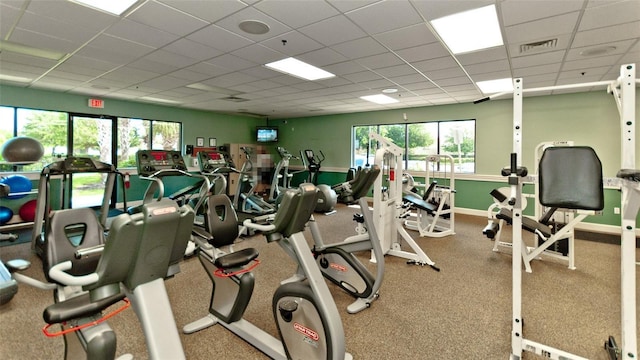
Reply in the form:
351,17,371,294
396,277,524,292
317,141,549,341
1,108,182,171
116,118,181,168
352,119,475,173
16,108,69,172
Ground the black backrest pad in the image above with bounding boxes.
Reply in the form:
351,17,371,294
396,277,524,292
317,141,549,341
87,198,194,292
45,208,105,281
284,183,318,237
539,146,604,210
204,194,239,248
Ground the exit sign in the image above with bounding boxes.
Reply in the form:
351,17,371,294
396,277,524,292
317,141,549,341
88,98,104,108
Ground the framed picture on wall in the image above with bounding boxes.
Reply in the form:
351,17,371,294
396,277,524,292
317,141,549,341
209,138,216,147
196,137,204,147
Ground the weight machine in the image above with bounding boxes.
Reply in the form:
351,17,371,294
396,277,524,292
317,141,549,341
484,141,586,272
402,154,455,238
476,63,638,360
369,132,439,270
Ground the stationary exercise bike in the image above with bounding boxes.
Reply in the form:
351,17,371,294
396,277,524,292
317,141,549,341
184,184,352,360
309,165,384,314
8,175,194,359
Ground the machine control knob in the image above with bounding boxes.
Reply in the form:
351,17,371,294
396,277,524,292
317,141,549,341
278,300,298,323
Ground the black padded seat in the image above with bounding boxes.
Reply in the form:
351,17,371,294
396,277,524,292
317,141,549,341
214,248,259,269
43,291,125,324
495,208,553,238
617,169,640,182
403,193,436,213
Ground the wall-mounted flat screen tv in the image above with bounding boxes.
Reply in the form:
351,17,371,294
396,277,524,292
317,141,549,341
256,126,278,143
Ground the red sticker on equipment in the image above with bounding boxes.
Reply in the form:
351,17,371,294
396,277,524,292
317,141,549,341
294,322,319,341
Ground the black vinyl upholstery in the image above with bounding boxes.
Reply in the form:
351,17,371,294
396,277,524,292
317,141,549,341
539,146,604,211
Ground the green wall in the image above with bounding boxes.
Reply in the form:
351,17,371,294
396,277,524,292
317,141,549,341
274,91,640,178
0,85,262,146
2,84,639,231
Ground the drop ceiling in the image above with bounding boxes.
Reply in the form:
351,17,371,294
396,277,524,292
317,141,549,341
0,0,638,119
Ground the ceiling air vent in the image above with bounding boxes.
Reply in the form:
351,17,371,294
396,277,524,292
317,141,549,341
520,38,557,54
221,96,249,102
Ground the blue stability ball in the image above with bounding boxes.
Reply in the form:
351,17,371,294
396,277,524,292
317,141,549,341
0,175,32,199
1,136,44,163
0,206,13,225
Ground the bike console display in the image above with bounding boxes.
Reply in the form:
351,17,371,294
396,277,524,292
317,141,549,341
198,150,233,173
136,150,187,176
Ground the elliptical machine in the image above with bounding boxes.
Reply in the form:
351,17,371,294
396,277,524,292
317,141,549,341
184,183,352,360
269,146,302,203
301,149,337,214
310,165,384,314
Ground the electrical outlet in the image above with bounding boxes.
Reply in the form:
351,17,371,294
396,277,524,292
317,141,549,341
614,207,621,215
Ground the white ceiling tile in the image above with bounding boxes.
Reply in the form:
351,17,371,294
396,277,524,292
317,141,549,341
16,11,95,45
345,0,423,35
183,62,233,78
205,54,258,72
255,0,339,29
395,42,450,63
375,64,419,78
187,24,254,53
207,72,259,87
27,0,117,31
342,71,384,83
505,12,581,45
332,37,388,59
388,73,431,86
464,60,511,76
579,0,640,30
411,0,494,21
9,27,78,54
511,51,566,69
99,66,161,83
261,31,324,56
231,44,284,64
572,21,640,48
512,63,562,77
240,66,282,80
323,61,367,76
299,15,367,46
375,24,439,51
157,0,247,23
413,56,459,73
105,19,179,48
138,76,193,91
297,47,348,67
500,0,584,27
127,1,208,36
356,52,404,69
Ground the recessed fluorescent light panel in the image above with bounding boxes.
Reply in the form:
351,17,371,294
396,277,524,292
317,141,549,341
477,78,513,94
70,0,138,15
0,74,32,83
140,96,181,104
265,57,335,81
360,94,399,105
0,40,67,61
430,5,503,54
